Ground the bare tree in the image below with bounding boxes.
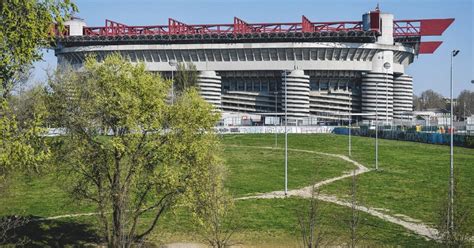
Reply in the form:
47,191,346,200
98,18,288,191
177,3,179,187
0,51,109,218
436,175,473,247
415,90,447,110
454,90,474,120
297,185,326,248
348,169,361,248
0,216,29,246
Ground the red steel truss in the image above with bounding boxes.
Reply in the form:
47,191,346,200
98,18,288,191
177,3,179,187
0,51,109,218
393,19,454,36
234,17,252,33
64,14,454,55
80,19,368,36
78,18,453,38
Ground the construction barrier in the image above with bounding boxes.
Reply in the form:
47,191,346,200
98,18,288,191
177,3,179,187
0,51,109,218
332,127,474,148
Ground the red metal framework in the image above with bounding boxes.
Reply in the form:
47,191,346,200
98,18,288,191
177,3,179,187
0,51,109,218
419,41,443,54
64,10,454,55
234,17,252,33
77,17,453,38
393,19,454,37
79,17,367,37
169,18,195,34
302,15,312,32
83,19,168,36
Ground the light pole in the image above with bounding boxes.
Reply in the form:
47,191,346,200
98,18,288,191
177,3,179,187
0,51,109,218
169,59,178,104
349,113,352,157
283,70,288,196
449,49,459,232
274,91,278,148
280,70,290,196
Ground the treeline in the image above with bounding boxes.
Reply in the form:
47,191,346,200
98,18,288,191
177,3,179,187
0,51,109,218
413,90,474,120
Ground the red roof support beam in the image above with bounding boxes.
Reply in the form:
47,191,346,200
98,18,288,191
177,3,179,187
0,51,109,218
393,18,454,36
420,19,454,35
168,18,195,35
104,19,128,36
419,41,443,54
302,15,313,32
234,17,252,34
71,17,454,40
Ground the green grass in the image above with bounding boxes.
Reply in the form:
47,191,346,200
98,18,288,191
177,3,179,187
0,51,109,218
148,198,436,247
222,134,474,225
223,146,352,197
0,173,95,217
2,133,473,246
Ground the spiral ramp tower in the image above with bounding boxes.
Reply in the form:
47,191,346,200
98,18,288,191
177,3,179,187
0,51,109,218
392,74,413,119
361,72,394,121
197,71,222,110
281,70,310,120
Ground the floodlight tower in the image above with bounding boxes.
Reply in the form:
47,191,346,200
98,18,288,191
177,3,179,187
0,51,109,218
448,49,459,232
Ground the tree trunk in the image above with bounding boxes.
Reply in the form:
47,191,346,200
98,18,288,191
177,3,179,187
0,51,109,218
111,148,125,248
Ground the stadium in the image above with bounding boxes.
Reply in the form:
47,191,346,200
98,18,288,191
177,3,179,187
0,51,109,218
54,7,453,124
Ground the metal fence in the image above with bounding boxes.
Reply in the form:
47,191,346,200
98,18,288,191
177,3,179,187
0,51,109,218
332,126,474,148
215,126,335,134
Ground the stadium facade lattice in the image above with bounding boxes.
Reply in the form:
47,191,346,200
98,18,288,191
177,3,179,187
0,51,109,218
55,7,454,124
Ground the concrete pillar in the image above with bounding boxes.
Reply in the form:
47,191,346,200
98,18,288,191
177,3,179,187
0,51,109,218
197,71,222,110
361,49,394,121
393,74,413,119
377,13,394,45
361,72,394,121
281,70,310,120
362,9,394,45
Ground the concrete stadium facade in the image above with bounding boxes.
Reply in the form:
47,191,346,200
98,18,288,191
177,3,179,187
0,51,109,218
55,8,453,124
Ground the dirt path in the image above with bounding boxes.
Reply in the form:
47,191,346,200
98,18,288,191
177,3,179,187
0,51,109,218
230,145,438,240
237,191,438,240
39,145,439,240
226,144,370,189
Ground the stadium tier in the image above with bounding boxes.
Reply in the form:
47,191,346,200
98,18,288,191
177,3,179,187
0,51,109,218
54,7,454,124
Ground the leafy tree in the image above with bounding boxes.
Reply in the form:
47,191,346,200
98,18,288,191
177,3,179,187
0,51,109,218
1,0,77,98
174,62,198,96
0,0,76,243
0,90,50,245
47,54,221,247
0,0,76,185
0,98,50,190
189,159,237,248
8,85,48,127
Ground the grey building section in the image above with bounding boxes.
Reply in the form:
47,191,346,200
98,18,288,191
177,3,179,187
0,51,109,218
56,11,419,123
361,72,394,121
392,74,414,119
282,70,310,119
197,71,222,109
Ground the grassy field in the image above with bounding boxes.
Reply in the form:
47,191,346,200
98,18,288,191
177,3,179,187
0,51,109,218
148,198,435,247
222,134,474,225
223,146,353,197
1,133,473,246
